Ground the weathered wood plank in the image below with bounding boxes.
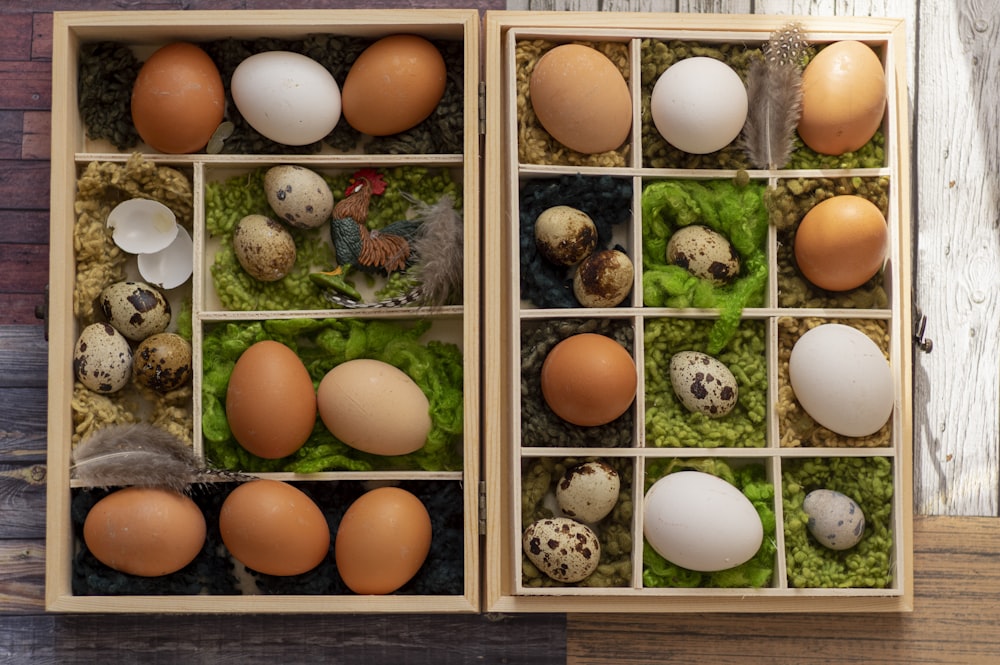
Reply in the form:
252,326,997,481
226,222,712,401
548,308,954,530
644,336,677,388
0,464,47,540
0,61,51,111
0,540,45,615
912,1,1000,515
0,387,48,463
0,112,23,160
0,295,48,327
0,326,48,387
0,160,50,209
568,516,1000,665
22,112,50,161
0,612,565,664
0,209,49,245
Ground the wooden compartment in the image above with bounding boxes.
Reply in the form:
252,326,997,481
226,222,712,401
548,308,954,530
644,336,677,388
483,12,913,612
46,10,481,613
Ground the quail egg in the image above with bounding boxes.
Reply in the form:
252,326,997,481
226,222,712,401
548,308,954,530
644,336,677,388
522,516,601,583
669,350,739,417
232,214,297,282
99,280,171,342
803,489,866,551
556,460,621,524
264,165,334,229
74,322,133,394
573,249,633,307
534,205,598,266
133,332,193,392
666,225,741,285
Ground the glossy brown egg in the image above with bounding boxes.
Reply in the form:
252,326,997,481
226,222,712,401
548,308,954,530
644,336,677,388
225,340,317,459
131,42,225,154
540,333,637,427
220,480,331,576
83,487,206,577
335,487,432,594
341,34,447,136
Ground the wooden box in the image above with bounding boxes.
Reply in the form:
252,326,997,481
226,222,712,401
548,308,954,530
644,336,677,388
47,9,912,614
482,12,913,613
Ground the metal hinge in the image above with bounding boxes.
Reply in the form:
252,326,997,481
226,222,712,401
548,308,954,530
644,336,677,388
478,80,487,135
478,480,487,535
913,310,932,353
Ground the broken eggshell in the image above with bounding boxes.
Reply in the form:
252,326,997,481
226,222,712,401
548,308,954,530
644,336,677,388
107,198,179,255
137,225,193,289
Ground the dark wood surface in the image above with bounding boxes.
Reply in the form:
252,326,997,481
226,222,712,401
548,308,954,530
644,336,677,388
4,1,1000,663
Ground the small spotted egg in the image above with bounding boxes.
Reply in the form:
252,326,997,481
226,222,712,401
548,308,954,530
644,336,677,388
74,323,133,394
573,249,634,308
232,214,297,282
666,225,740,285
99,280,171,342
522,516,601,583
556,460,620,524
264,165,334,229
534,205,598,266
669,350,739,418
133,332,192,392
803,489,866,551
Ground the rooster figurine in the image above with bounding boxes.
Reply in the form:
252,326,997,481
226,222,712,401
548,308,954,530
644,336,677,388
329,171,422,274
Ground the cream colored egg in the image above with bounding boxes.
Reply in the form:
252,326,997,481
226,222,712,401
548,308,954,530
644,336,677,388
572,249,634,308
667,225,741,285
99,280,171,342
317,359,431,456
534,205,598,266
232,214,297,282
556,460,620,524
669,350,739,418
74,322,133,394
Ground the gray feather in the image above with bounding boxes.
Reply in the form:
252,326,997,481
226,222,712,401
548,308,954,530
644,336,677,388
741,23,807,169
72,423,249,492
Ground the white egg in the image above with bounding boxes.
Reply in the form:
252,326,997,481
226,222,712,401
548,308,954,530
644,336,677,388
788,323,894,437
650,57,748,154
231,51,341,146
643,471,763,572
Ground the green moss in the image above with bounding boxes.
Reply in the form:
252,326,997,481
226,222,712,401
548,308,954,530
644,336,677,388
783,457,894,588
642,458,777,588
200,317,464,473
645,318,767,448
642,178,769,353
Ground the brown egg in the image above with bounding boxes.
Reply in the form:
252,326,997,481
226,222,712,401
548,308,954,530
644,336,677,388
83,487,206,577
131,42,225,154
794,195,888,291
341,34,446,136
316,359,431,456
335,487,432,594
225,340,317,459
220,480,330,576
540,333,637,427
798,40,887,155
529,44,632,154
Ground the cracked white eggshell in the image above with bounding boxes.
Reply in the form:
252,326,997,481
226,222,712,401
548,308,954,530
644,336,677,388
138,225,193,290
107,198,178,254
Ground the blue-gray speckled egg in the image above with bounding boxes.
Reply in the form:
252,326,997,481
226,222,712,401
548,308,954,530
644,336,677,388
803,489,866,551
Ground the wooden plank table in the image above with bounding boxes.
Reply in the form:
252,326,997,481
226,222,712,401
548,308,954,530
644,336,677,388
2,0,998,662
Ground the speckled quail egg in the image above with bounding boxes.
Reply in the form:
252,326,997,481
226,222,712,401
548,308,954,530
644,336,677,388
669,350,739,418
74,322,133,394
534,205,598,266
232,214,297,282
803,489,866,551
573,249,634,308
98,280,171,342
264,165,334,229
556,460,621,524
522,516,601,583
133,332,192,392
666,225,741,285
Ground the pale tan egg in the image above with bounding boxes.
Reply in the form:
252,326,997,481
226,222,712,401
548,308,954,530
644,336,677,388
529,44,632,155
794,195,888,291
335,487,432,594
798,40,887,155
317,358,431,456
83,487,206,577
540,333,637,427
225,340,317,459
219,480,330,576
341,34,447,136
131,42,225,154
